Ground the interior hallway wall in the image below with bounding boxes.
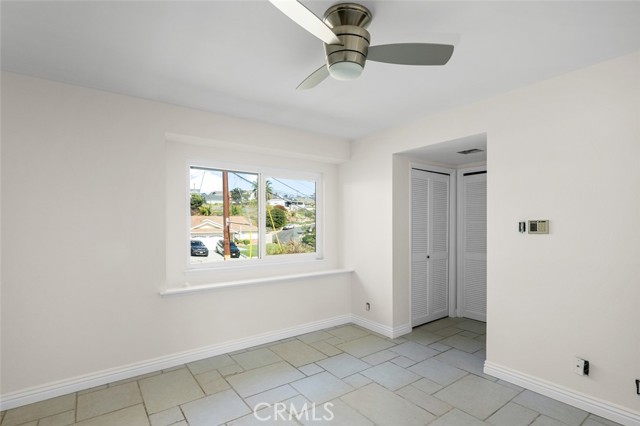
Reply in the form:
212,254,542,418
341,51,640,416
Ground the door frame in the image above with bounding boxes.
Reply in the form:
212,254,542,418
409,163,458,326
456,166,487,318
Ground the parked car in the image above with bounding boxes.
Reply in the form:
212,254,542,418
216,239,241,258
283,224,294,230
190,240,209,257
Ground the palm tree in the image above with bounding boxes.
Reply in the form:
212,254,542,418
251,180,274,201
266,180,274,200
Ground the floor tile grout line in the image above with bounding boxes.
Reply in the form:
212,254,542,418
528,413,543,426
75,404,148,425
186,360,209,398
478,383,526,424
335,388,380,426
73,388,79,424
226,387,253,425
178,404,188,426
3,319,620,426
135,378,151,423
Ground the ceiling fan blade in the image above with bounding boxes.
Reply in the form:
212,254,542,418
296,64,329,90
269,0,342,45
368,43,454,66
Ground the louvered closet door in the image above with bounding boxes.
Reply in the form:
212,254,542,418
460,172,487,321
411,169,450,327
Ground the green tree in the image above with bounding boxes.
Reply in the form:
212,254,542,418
198,204,213,216
252,180,274,201
266,207,287,229
270,241,314,255
230,204,245,216
191,193,206,214
302,229,316,249
265,180,274,200
230,188,243,204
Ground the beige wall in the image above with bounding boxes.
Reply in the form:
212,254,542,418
342,51,640,414
0,73,351,397
2,50,640,418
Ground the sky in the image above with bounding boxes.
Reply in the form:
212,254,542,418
190,167,315,199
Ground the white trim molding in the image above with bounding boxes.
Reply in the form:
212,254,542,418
0,314,352,411
484,361,640,426
161,269,354,296
0,313,410,411
351,315,411,339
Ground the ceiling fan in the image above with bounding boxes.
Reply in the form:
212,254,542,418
269,0,455,90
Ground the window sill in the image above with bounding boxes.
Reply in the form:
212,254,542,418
184,252,323,274
160,268,353,297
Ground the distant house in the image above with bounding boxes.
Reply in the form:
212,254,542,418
285,200,307,210
267,198,286,208
204,193,224,204
191,215,258,241
189,189,224,202
296,197,315,207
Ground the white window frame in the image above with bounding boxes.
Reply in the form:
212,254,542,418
185,158,324,273
164,135,339,294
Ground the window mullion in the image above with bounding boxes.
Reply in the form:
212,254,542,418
258,173,266,259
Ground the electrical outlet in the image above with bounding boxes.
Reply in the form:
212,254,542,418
365,302,371,311
574,357,589,376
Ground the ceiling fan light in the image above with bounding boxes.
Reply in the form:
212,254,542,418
329,61,364,81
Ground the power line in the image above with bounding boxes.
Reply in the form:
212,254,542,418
190,168,313,199
271,178,313,199
230,172,257,188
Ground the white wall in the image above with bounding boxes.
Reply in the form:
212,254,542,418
0,73,351,401
3,50,640,419
341,141,394,326
341,52,640,418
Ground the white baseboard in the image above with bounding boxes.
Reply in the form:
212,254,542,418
392,322,413,338
1,314,408,411
351,315,411,339
0,314,352,411
484,361,640,426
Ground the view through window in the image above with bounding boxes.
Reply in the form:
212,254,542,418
190,167,316,264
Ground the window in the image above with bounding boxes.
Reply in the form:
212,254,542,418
189,166,318,265
265,176,316,256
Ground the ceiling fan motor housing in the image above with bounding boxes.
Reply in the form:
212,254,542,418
323,3,372,28
323,3,373,80
324,25,370,79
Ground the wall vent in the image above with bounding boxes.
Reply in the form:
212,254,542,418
457,148,484,155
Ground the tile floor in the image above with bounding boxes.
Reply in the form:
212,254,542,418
0,317,622,426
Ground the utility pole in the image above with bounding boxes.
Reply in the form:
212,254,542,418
222,171,231,260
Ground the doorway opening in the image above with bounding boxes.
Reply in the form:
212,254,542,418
397,133,487,328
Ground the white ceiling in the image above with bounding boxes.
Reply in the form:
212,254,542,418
2,1,640,140
400,133,487,166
